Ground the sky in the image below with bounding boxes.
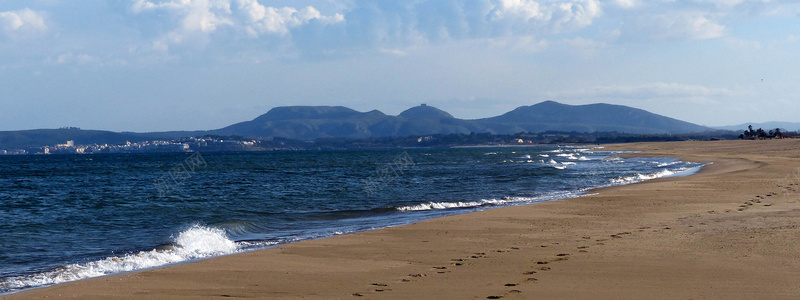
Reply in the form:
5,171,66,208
1,0,799,132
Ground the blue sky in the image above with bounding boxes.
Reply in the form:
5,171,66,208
1,0,798,132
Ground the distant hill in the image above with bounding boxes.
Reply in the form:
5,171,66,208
714,122,800,132
211,104,490,140
1,101,716,149
0,129,150,150
214,106,387,140
477,101,710,135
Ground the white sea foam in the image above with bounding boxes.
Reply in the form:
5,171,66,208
610,168,684,184
397,197,532,211
0,225,240,293
556,153,579,160
396,192,583,212
538,154,549,158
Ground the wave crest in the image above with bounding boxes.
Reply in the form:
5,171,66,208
0,225,239,293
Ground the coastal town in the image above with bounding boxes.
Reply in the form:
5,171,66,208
0,136,282,155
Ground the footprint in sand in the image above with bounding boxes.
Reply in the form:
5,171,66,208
451,258,466,266
472,252,487,258
487,289,522,299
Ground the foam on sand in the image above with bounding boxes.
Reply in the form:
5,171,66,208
0,225,239,293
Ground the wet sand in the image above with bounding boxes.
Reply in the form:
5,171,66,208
5,139,800,299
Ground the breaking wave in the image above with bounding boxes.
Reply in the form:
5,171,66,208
0,225,243,293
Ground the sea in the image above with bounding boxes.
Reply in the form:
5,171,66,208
0,146,705,294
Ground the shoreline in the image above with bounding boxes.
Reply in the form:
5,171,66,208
5,140,800,299
0,146,692,295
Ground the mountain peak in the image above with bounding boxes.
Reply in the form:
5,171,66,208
398,104,455,120
482,101,709,134
255,106,361,122
535,100,566,107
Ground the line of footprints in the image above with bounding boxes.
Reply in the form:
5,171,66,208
351,236,629,298
351,189,787,298
704,191,778,214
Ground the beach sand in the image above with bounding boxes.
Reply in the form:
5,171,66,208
5,139,800,299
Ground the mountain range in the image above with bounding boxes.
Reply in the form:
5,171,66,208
214,101,712,140
1,101,718,149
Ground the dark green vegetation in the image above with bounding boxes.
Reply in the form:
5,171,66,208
738,125,797,140
716,121,800,132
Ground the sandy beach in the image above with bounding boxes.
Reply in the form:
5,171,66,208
5,139,800,299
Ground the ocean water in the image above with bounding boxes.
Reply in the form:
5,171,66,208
0,146,705,293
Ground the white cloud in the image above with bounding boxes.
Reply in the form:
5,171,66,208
550,0,603,32
627,12,725,40
489,0,603,33
234,1,343,37
682,14,726,40
131,0,343,50
491,0,546,22
0,8,47,38
612,0,638,9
